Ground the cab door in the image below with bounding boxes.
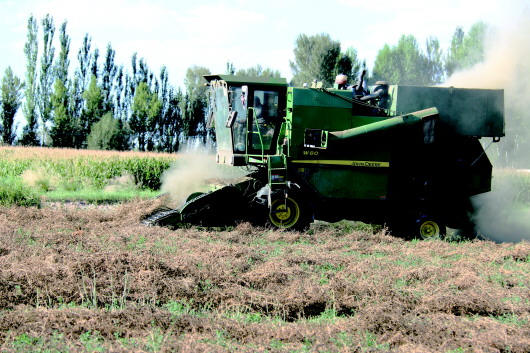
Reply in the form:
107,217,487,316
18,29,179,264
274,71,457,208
246,86,286,155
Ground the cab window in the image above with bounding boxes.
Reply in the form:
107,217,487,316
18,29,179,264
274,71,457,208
230,86,248,153
250,89,280,151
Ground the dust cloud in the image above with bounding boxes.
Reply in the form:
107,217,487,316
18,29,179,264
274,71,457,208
160,149,248,207
472,171,530,243
444,12,530,167
444,13,530,242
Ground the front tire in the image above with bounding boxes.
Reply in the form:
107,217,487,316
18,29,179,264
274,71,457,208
268,196,311,231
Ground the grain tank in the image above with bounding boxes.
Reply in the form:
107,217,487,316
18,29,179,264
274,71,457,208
145,74,504,238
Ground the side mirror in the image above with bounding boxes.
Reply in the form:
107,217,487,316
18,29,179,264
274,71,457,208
242,85,248,99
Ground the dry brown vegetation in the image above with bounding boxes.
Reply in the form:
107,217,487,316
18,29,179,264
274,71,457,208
0,201,528,352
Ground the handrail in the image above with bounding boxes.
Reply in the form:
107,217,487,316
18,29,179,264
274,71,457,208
247,107,265,160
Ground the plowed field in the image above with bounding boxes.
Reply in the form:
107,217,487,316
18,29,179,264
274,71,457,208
0,200,528,352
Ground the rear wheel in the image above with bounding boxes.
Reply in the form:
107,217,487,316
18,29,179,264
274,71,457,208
268,196,311,231
414,216,446,239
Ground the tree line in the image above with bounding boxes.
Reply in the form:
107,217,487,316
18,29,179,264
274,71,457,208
289,24,487,88
0,14,487,152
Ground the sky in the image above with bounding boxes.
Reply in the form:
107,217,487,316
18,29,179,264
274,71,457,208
1,0,529,89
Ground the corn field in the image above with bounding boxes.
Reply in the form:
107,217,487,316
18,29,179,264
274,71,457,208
0,146,176,191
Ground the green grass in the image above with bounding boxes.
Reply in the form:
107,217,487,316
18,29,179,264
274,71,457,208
0,177,41,207
43,188,159,203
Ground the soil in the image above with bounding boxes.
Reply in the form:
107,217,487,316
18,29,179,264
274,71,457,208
0,200,528,352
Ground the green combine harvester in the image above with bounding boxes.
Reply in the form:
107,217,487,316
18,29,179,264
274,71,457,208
144,74,504,239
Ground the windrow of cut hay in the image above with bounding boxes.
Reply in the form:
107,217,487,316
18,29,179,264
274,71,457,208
0,146,176,190
0,201,528,352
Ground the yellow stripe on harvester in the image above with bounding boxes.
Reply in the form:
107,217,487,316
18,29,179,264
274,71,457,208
291,160,390,168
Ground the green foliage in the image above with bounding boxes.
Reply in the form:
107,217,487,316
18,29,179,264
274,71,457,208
362,331,391,351
12,13,493,154
290,33,341,87
87,112,129,150
225,61,236,75
10,331,68,352
1,67,24,145
424,37,444,84
71,34,93,147
0,147,174,192
305,307,340,323
82,75,104,137
445,22,488,76
38,13,56,141
157,75,182,153
235,64,281,77
181,66,210,138
131,81,162,151
335,46,366,82
0,177,41,207
290,34,365,87
79,331,105,352
490,313,528,327
54,20,70,85
21,15,39,146
101,43,117,113
373,34,443,85
309,219,380,235
44,188,157,203
165,299,197,316
50,78,76,147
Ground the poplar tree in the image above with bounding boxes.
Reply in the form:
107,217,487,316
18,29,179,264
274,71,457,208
81,75,104,145
114,65,125,120
0,67,24,145
54,20,70,86
50,78,74,147
90,48,99,79
131,81,161,151
101,43,117,113
158,66,181,152
77,34,92,90
21,15,39,146
50,20,74,147
38,14,55,145
181,66,210,138
69,34,93,145
425,37,444,85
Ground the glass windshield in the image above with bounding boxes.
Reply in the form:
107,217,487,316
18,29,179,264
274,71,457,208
213,84,231,151
230,86,247,153
250,90,280,151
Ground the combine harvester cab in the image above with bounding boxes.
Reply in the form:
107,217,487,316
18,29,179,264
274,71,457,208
146,74,504,239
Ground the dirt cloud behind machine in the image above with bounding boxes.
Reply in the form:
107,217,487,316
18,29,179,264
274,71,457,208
444,13,530,242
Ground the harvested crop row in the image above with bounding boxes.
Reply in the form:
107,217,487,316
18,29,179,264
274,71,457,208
0,202,528,352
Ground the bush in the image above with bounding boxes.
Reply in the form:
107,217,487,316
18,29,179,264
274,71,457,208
87,113,130,151
0,178,41,207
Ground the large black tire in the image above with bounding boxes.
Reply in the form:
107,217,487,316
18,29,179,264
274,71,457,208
266,195,312,231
